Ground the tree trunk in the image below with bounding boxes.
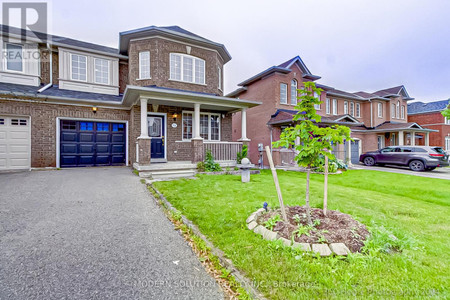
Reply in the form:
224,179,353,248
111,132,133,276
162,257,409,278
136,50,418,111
323,154,328,216
305,167,312,225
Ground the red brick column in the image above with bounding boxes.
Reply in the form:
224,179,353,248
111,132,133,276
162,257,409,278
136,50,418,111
191,139,204,163
138,138,151,165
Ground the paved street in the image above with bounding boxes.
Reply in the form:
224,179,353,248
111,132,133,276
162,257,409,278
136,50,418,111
0,167,223,300
351,164,450,180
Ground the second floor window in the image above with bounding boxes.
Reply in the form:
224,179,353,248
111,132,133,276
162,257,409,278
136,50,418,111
94,58,109,84
445,117,450,125
139,51,151,79
401,105,405,119
356,103,361,118
344,101,348,114
396,101,400,119
350,102,355,116
280,83,287,104
71,54,87,81
314,92,321,110
326,98,331,114
332,99,337,115
391,103,395,118
378,102,383,117
5,43,23,72
291,79,298,105
170,53,205,84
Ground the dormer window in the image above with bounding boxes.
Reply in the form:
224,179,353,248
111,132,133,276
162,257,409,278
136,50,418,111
139,51,150,79
71,54,87,81
5,43,23,72
170,53,205,84
94,58,109,84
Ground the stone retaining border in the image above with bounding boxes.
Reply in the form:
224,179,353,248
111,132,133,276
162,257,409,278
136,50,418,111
247,209,352,257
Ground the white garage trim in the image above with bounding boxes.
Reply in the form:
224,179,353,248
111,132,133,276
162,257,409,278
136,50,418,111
56,117,129,168
0,114,31,171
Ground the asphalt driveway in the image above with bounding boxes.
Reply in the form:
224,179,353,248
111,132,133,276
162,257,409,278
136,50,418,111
0,167,223,299
351,164,450,180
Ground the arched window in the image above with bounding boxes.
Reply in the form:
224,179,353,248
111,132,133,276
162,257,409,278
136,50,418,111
290,79,298,105
396,101,400,119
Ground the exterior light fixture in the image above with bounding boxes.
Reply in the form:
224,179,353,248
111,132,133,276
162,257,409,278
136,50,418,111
172,113,178,121
92,106,97,114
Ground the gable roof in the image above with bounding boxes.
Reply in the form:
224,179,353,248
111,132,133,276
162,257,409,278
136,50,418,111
118,25,231,63
235,56,320,88
408,99,450,115
372,85,413,100
0,24,125,58
267,109,362,126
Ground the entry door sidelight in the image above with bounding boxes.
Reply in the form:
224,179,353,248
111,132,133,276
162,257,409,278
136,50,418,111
148,115,165,159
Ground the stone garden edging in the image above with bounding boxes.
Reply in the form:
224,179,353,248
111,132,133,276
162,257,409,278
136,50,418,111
247,209,352,257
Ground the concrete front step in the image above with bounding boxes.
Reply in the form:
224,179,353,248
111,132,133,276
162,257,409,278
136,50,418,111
139,169,196,179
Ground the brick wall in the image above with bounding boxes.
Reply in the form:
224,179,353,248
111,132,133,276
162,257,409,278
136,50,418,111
40,49,59,85
0,98,130,168
119,62,129,94
409,111,450,147
128,38,224,95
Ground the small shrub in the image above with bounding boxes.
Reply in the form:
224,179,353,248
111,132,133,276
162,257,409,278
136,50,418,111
362,223,417,255
293,224,314,238
204,150,222,172
225,167,231,175
197,161,206,172
264,214,281,230
236,144,248,164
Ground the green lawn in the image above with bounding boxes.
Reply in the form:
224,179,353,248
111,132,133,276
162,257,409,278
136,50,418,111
154,170,450,299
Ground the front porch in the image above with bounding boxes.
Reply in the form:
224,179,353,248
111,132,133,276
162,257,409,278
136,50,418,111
122,86,260,178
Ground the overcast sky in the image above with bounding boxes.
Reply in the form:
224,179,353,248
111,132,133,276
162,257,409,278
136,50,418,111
47,0,450,102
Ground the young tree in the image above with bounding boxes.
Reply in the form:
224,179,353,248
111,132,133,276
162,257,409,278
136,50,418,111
272,82,351,224
441,100,450,119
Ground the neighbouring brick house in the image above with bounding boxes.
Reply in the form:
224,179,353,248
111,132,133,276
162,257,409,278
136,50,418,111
408,99,450,151
229,56,435,166
0,25,259,176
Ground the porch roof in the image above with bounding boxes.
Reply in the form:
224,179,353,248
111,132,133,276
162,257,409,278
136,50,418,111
351,121,438,133
122,85,261,112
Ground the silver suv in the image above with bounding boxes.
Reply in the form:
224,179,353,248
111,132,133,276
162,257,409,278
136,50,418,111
359,146,449,171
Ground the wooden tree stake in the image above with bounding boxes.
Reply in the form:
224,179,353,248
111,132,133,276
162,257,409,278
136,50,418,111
323,154,328,216
265,146,288,222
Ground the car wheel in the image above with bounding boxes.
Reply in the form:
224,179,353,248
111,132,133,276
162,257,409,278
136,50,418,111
363,157,375,166
409,160,425,172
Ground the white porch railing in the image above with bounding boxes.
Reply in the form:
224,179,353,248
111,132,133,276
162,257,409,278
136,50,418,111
203,141,243,161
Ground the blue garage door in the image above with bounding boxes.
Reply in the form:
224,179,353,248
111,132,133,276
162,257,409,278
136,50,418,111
60,120,126,167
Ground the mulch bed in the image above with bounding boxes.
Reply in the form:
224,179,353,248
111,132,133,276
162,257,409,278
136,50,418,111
257,206,369,252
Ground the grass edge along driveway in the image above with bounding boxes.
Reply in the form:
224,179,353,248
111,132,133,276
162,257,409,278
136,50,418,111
154,169,449,299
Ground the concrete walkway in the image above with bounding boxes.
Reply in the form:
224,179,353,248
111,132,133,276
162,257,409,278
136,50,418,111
0,167,223,299
351,164,450,180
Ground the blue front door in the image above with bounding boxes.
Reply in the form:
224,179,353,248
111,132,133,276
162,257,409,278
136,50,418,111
148,115,165,159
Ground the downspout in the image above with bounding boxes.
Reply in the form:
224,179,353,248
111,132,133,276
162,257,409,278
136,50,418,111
369,99,373,128
37,43,52,93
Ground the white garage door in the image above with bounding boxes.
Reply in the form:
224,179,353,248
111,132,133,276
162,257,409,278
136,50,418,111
0,116,31,170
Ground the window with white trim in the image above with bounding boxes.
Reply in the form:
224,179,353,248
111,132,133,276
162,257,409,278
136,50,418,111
5,43,23,72
378,102,383,117
332,99,337,115
170,53,205,84
350,102,355,116
182,112,220,141
326,98,331,114
401,105,405,119
71,54,87,81
356,103,361,118
396,101,400,119
344,101,348,114
218,66,222,90
391,103,395,118
445,117,450,125
139,51,150,79
314,92,321,110
446,136,450,151
280,83,287,104
291,79,298,105
94,58,109,84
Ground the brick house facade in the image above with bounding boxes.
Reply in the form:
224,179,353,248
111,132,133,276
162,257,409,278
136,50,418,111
229,56,435,166
408,100,450,151
0,25,259,174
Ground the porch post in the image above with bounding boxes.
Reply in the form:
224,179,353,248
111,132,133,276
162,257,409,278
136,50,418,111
399,131,404,146
347,140,352,165
140,98,149,138
411,132,416,146
425,132,430,146
193,103,201,139
191,103,204,163
137,98,151,165
238,107,250,141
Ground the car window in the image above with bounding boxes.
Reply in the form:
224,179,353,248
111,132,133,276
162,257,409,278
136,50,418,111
413,148,427,153
433,147,446,154
399,147,413,152
381,148,395,153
